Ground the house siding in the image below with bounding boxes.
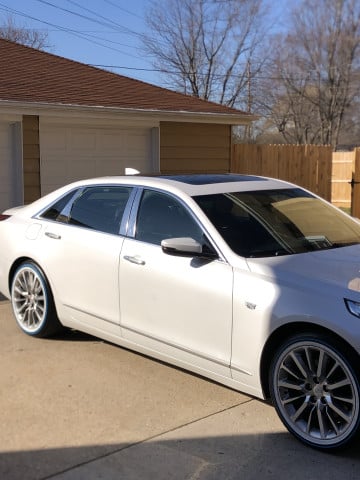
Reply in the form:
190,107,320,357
160,122,231,173
23,115,40,203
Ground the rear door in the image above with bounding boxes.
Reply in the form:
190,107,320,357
38,185,133,332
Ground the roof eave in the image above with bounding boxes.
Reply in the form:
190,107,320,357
0,100,258,125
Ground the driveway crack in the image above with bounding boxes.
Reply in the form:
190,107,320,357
41,398,254,480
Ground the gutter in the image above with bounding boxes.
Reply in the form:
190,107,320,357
0,100,258,125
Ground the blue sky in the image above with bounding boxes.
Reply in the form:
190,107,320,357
0,0,292,88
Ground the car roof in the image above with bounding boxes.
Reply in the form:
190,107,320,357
70,173,295,196
4,174,298,216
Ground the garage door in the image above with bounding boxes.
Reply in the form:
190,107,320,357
0,121,22,212
40,123,155,195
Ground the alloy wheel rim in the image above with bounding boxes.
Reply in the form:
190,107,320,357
275,342,359,445
12,268,46,332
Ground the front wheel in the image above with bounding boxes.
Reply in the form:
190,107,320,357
270,333,360,450
11,262,63,338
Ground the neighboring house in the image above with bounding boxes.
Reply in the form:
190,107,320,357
0,38,254,211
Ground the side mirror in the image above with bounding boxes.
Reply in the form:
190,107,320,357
161,237,217,259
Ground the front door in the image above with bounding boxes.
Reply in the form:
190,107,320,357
119,189,233,375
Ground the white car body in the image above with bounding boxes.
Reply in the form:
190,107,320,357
1,174,360,449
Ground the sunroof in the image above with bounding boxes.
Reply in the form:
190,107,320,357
160,174,267,185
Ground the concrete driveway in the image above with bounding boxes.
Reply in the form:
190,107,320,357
1,300,360,480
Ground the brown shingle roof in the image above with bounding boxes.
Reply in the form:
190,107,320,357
0,38,249,116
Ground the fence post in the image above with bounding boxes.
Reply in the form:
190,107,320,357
351,148,360,218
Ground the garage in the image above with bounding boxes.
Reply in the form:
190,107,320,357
0,39,253,206
40,121,157,195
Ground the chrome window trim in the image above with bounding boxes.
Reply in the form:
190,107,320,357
120,187,139,236
126,187,144,238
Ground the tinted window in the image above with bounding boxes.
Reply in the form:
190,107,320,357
195,188,360,257
68,186,132,235
136,190,203,245
40,190,79,221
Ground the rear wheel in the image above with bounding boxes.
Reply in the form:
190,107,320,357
11,262,63,337
270,333,360,450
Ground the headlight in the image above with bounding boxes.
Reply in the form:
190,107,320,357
345,299,360,318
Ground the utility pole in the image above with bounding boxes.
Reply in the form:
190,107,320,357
245,59,252,141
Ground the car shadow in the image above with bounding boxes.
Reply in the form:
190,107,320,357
1,432,360,480
51,328,100,342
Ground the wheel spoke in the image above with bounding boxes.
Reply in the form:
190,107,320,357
281,363,301,381
291,397,310,421
34,309,42,323
325,408,341,435
304,347,315,374
282,394,305,405
331,395,354,405
17,302,28,314
316,403,326,439
278,380,303,391
326,398,352,423
290,351,308,378
316,349,327,379
306,404,316,434
327,378,352,391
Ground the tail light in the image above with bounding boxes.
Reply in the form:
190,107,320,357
0,214,11,221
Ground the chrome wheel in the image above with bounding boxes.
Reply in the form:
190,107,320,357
271,336,360,449
11,262,62,337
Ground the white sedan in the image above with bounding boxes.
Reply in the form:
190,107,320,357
1,173,360,450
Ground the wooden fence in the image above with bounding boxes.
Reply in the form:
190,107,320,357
231,144,332,201
231,144,360,217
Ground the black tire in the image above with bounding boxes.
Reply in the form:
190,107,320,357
269,333,360,450
11,262,63,338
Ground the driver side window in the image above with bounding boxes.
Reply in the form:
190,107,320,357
135,190,203,245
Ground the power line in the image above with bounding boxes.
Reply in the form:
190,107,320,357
101,0,143,20
35,0,138,36
0,2,146,59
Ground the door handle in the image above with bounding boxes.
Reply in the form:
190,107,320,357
124,255,146,266
45,232,61,240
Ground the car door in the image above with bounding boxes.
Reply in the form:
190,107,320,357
119,189,233,376
38,185,133,333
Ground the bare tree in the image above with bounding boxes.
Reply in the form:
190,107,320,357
257,0,360,148
0,15,50,50
143,0,269,109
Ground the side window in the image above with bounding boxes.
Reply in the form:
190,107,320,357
195,194,282,257
135,190,203,245
68,186,132,235
40,190,79,221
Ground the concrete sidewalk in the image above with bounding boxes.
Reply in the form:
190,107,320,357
0,302,359,479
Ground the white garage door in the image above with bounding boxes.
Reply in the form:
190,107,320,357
40,123,155,195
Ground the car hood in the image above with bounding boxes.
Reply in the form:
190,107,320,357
246,243,360,297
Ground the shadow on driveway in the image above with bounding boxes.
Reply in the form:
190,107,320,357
1,433,360,480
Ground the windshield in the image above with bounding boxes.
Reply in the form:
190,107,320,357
194,188,360,257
